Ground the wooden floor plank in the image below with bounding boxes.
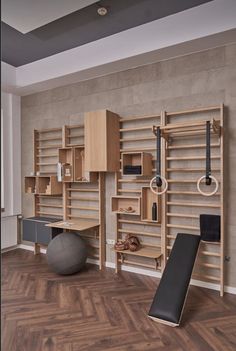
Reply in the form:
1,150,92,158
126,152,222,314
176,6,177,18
2,249,236,351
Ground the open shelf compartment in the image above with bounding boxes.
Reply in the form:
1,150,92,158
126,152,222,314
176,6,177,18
111,196,141,215
37,176,62,195
141,187,161,223
25,176,37,194
74,146,97,183
58,147,73,182
121,152,152,176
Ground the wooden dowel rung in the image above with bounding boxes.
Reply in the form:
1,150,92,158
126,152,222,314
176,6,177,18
167,105,221,116
118,219,160,227
120,114,160,122
167,224,199,231
118,179,150,183
37,211,62,216
120,147,155,152
196,262,220,269
68,124,84,129
193,273,220,282
167,201,220,208
118,229,161,237
37,145,61,149
37,204,63,208
118,259,156,269
120,136,155,142
37,127,62,133
167,156,220,161
67,206,99,211
37,137,62,142
167,212,199,218
200,251,221,257
167,168,220,173
168,143,220,150
67,188,99,192
37,154,58,158
68,197,98,201
118,189,142,193
167,190,220,195
36,163,56,166
119,126,152,132
69,135,84,139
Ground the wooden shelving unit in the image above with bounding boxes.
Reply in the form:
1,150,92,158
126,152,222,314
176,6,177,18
25,176,62,195
111,196,141,215
58,147,73,182
26,117,108,270
121,152,152,176
113,105,225,296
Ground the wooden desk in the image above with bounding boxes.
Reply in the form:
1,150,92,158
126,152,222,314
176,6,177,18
46,219,99,231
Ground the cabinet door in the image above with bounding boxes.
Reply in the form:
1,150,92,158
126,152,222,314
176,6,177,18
22,220,36,242
36,222,52,245
85,110,107,171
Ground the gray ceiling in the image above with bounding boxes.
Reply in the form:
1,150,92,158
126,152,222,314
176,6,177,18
2,0,213,67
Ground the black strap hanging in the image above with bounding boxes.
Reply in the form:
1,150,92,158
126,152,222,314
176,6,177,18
206,121,212,186
155,127,162,187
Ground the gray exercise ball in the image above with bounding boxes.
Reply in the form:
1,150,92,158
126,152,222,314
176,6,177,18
47,232,88,275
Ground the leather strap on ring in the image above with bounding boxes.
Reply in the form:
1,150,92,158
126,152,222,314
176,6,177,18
155,127,162,187
206,121,211,186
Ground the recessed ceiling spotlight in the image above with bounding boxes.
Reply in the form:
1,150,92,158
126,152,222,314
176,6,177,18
97,7,108,16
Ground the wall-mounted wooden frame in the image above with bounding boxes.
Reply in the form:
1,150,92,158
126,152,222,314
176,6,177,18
113,105,225,296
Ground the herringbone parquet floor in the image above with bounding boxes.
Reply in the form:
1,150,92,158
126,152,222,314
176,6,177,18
2,249,236,351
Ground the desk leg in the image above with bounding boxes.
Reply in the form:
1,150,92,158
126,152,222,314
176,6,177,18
34,243,41,255
99,173,105,270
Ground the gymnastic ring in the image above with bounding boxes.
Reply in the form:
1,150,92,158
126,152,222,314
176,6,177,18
150,176,168,195
197,175,219,197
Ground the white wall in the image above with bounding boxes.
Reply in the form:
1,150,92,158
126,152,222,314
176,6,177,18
1,91,21,248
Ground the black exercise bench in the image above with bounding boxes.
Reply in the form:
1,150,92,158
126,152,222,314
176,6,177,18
148,233,200,327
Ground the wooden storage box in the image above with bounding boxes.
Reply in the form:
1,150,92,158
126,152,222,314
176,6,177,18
37,176,62,195
25,176,37,194
111,196,141,216
59,147,74,182
84,110,120,172
122,152,152,176
141,187,161,223
74,146,97,183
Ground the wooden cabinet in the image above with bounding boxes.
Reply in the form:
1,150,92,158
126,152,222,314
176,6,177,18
122,152,152,176
84,110,120,172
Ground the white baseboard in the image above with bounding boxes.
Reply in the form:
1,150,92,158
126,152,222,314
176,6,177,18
15,244,236,295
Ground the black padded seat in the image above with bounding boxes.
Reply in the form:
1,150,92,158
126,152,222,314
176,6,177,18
148,233,200,326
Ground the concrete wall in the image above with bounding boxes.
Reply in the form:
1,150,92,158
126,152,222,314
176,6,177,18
21,43,236,287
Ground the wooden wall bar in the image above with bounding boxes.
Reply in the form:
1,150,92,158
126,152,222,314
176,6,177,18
114,105,224,296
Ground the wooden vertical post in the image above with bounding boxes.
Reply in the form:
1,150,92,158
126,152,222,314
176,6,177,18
161,111,167,270
220,103,224,296
114,171,120,273
99,172,105,270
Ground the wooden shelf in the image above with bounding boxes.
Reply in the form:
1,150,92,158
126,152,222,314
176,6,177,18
141,187,161,223
114,246,162,259
122,152,152,176
111,196,141,215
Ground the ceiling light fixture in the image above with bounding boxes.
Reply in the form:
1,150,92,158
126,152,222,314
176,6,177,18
97,7,108,16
